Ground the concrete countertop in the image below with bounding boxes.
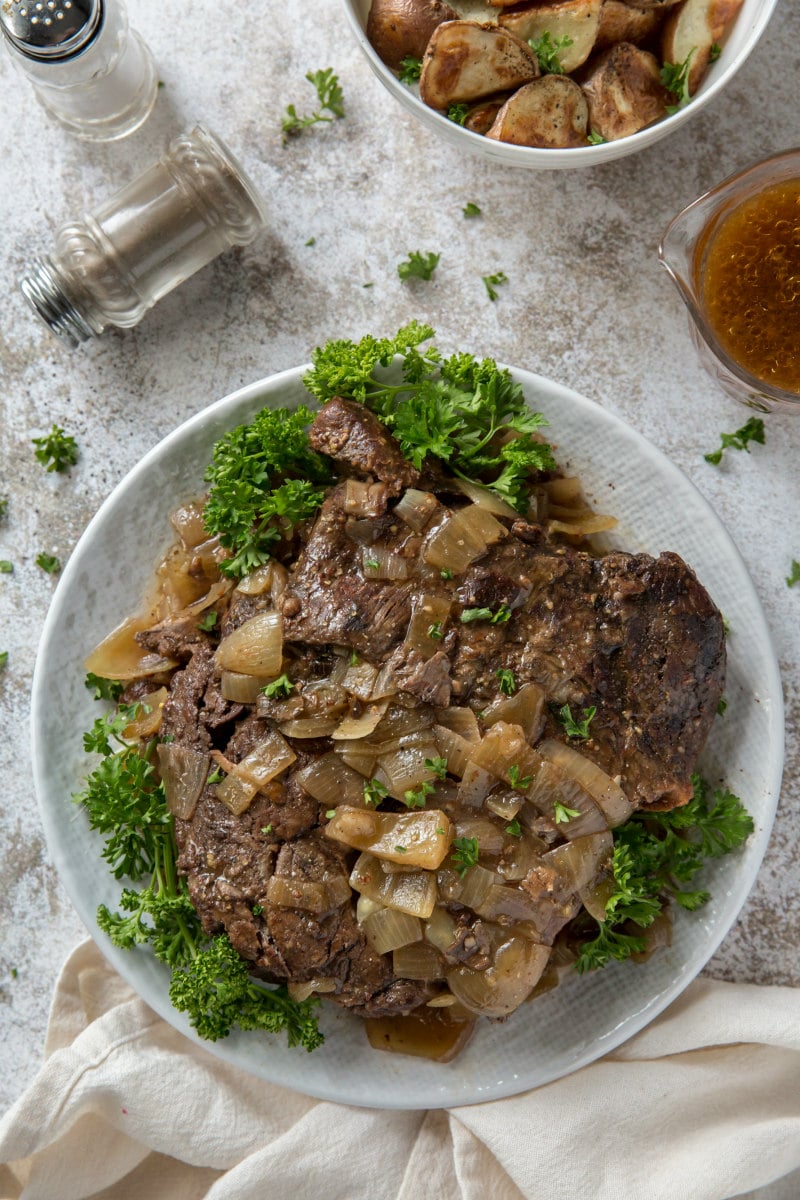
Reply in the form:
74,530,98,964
1,0,798,1114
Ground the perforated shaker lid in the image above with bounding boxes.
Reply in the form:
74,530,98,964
0,0,101,62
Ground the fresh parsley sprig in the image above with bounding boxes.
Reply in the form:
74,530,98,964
558,703,596,740
398,55,422,83
575,774,753,972
32,424,78,473
704,417,765,465
451,836,480,876
303,323,556,512
78,709,323,1049
282,68,345,141
528,32,574,75
398,251,440,282
661,48,696,114
203,405,332,578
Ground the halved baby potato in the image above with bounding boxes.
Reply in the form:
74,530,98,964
581,42,670,140
661,0,744,92
419,20,539,109
617,0,682,9
499,0,604,74
486,75,589,147
594,0,664,51
366,0,459,70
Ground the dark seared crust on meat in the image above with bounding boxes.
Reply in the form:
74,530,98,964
308,396,420,495
160,643,244,753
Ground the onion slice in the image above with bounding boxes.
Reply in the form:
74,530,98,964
215,611,283,677
157,742,209,819
537,739,633,827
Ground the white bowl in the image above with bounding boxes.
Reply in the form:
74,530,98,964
342,0,779,169
31,364,783,1108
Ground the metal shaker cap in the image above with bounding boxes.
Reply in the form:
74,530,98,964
0,0,102,61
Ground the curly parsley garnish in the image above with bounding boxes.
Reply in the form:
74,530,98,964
262,674,294,699
36,552,61,574
303,323,556,512
364,777,389,807
704,417,765,465
553,799,581,824
398,55,422,83
403,780,435,808
282,68,345,142
528,32,573,74
575,774,753,972
32,424,78,473
446,103,469,125
398,251,440,282
482,271,508,301
661,48,696,114
558,703,596,740
496,667,516,695
85,672,124,702
203,405,332,578
77,707,322,1049
461,604,512,624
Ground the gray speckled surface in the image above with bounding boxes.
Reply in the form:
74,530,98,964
0,0,798,1115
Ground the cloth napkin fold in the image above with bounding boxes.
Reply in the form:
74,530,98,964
1,940,799,1200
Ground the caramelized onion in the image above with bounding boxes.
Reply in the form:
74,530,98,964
215,611,283,677
422,505,503,573
157,743,209,819
361,545,411,580
481,682,546,743
392,942,444,980
537,740,633,827
325,806,453,868
215,772,259,816
341,659,379,701
405,594,451,660
170,500,208,549
457,762,495,808
395,488,440,532
295,753,368,808
236,560,288,600
350,853,438,918
542,831,613,895
332,700,390,741
433,724,471,778
468,721,537,783
361,906,422,955
447,937,550,1017
220,671,271,704
278,716,340,738
434,705,480,744
266,874,350,913
122,688,167,739
84,615,177,682
452,478,518,519
526,757,608,839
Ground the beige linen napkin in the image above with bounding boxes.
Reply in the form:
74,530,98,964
1,940,799,1200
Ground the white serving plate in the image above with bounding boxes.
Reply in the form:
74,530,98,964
342,0,779,169
31,363,783,1109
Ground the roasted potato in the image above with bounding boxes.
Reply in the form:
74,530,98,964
499,0,604,74
662,0,744,93
464,95,510,133
581,42,670,140
366,0,459,70
617,0,682,9
486,75,589,146
594,0,664,51
419,20,539,110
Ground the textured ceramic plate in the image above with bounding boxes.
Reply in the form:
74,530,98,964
31,365,783,1110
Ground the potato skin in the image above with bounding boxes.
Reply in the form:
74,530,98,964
499,0,604,74
367,0,459,70
661,0,744,92
420,20,539,110
595,0,664,51
486,75,589,147
581,42,670,140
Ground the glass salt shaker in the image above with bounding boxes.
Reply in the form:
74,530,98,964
18,125,268,348
0,0,157,141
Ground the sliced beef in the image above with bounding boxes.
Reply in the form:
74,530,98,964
136,614,208,662
308,397,419,495
375,642,452,706
160,643,244,753
281,486,417,657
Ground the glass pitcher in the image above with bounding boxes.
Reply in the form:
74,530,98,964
658,148,800,414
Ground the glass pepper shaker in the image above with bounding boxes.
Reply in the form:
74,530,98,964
0,0,157,141
18,125,268,349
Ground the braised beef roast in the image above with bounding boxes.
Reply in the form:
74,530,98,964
151,399,725,1019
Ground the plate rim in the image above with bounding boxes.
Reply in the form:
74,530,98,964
31,363,784,1109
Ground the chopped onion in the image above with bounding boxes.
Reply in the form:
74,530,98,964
336,744,378,777
484,788,523,820
332,700,389,741
215,611,283,677
549,512,618,536
350,853,438,918
84,615,177,682
579,875,616,923
446,937,550,1017
266,874,350,913
182,577,232,618
395,488,440,532
377,740,439,800
341,659,379,701
170,500,208,549
295,753,368,807
468,721,537,784
345,479,389,518
495,831,547,881
424,907,458,954
231,729,297,790
236,560,288,601
288,977,337,1001
454,815,504,856
393,942,444,980
405,593,452,660
122,688,167,739
156,544,211,613
433,725,471,777
422,506,500,573
434,705,481,744
369,705,435,743
542,477,582,504
537,740,633,827
452,478,518,519
215,773,259,816
361,544,412,581
527,762,608,840
454,863,497,909
474,883,556,924
278,716,340,738
221,671,271,703
481,682,546,743
325,806,453,868
542,831,613,895
457,762,495,808
157,742,209,819
362,906,422,955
